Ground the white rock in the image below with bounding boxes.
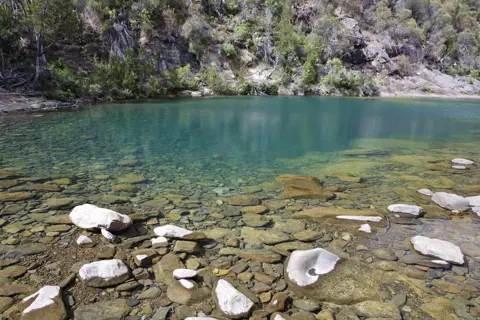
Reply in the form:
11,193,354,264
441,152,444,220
179,279,195,289
215,279,254,318
154,225,193,238
431,192,470,212
452,165,466,170
151,237,168,245
136,255,148,262
101,228,116,242
69,204,132,231
387,204,423,216
273,316,287,320
78,259,130,287
451,158,474,165
431,260,449,265
286,248,340,287
22,286,61,314
185,318,218,320
173,268,198,279
418,189,434,196
336,215,382,222
466,196,480,207
358,224,372,233
76,235,93,246
473,207,480,216
411,236,464,265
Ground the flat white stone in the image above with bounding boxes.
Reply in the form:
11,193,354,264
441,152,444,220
431,260,449,265
136,255,148,261
431,192,470,212
76,235,92,246
451,158,474,165
274,315,287,320
173,268,198,279
286,248,340,287
151,236,168,244
387,204,423,216
411,236,464,265
336,215,382,222
358,224,372,233
69,204,132,231
22,286,60,314
179,279,195,289
185,318,218,320
101,228,116,242
154,225,193,238
466,196,480,207
418,189,434,196
473,207,480,216
215,279,254,317
79,259,129,282
452,165,466,170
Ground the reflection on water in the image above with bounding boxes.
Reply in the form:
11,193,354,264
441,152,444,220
1,97,480,173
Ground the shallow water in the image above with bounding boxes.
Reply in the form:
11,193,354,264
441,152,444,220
1,97,480,319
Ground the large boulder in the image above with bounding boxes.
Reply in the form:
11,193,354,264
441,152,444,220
20,286,66,320
431,192,470,212
69,204,132,231
78,259,131,287
213,279,254,319
286,254,384,304
410,236,464,265
277,175,334,200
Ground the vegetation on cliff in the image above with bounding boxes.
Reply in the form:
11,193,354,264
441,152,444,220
0,0,479,100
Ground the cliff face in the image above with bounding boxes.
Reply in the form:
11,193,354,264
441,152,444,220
2,0,480,98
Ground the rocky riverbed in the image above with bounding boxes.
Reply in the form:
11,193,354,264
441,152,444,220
0,144,480,320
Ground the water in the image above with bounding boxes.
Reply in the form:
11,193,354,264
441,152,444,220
1,97,480,173
1,97,480,319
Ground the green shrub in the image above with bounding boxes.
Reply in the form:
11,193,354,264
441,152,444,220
41,59,82,101
167,64,198,91
320,58,368,96
235,22,251,43
470,70,480,81
301,34,323,85
396,54,412,77
222,43,236,57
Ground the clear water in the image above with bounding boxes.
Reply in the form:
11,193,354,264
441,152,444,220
1,97,480,174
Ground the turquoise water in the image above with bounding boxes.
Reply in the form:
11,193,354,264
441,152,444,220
1,97,480,176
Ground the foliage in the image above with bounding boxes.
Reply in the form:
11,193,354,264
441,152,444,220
222,43,236,57
181,14,211,55
167,64,198,91
320,58,369,96
396,55,412,77
86,49,158,100
41,59,82,101
301,34,323,85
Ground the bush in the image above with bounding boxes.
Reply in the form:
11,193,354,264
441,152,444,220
86,49,157,100
41,59,82,101
167,64,198,91
396,54,412,77
222,43,236,57
320,58,369,96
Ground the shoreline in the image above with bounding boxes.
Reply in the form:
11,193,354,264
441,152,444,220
1,91,480,115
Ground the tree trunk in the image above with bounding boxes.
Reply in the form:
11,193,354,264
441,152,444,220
34,30,46,84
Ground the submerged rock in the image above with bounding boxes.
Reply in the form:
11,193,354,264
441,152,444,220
358,224,371,233
74,299,131,320
153,253,185,285
352,300,401,319
286,249,340,287
69,204,132,231
0,192,33,202
451,158,474,165
277,174,334,200
418,189,434,196
213,279,254,319
227,195,261,206
20,286,66,320
411,236,464,265
387,204,423,217
431,192,470,212
78,259,130,287
286,258,383,304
